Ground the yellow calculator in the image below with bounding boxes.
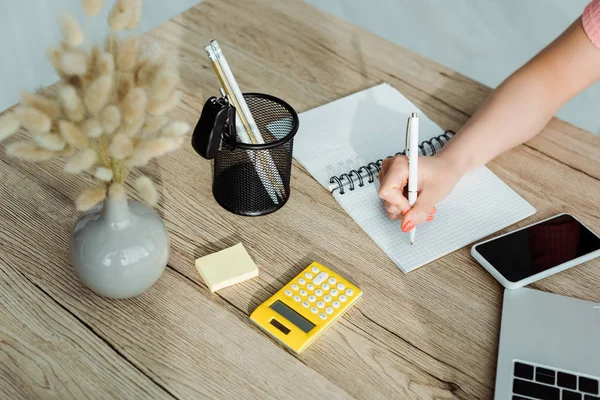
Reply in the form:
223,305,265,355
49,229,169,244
250,261,362,354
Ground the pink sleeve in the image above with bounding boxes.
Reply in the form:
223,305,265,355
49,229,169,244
583,0,600,49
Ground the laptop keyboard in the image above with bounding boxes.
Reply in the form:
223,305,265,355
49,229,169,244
512,361,599,400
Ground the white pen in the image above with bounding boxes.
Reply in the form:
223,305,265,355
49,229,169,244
204,44,280,205
210,40,285,199
406,112,419,245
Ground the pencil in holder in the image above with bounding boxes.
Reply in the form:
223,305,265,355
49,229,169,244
192,93,299,216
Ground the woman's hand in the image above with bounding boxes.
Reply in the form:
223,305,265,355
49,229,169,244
378,154,463,232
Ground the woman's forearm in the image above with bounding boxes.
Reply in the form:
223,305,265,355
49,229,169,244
439,18,600,174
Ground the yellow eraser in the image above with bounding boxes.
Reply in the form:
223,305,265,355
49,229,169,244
194,243,258,292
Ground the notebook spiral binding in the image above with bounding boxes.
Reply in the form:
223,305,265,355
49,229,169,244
329,130,455,194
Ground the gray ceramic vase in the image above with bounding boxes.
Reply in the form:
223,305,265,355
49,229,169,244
70,197,169,299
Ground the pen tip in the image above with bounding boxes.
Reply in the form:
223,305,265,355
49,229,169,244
410,241,414,246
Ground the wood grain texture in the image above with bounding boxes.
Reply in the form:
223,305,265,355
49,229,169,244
0,0,599,399
0,258,171,400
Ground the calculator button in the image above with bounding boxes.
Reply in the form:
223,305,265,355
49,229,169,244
317,301,325,308
304,272,313,279
291,284,299,291
332,301,340,308
337,283,345,290
328,277,336,285
315,289,323,297
284,290,292,297
324,295,332,302
313,272,329,285
319,313,327,320
311,266,320,274
310,307,318,314
326,307,334,315
293,296,301,302
339,295,347,302
308,295,316,303
345,289,354,296
298,278,306,285
300,290,307,297
302,301,310,308
322,283,330,291
330,289,338,296
306,284,315,290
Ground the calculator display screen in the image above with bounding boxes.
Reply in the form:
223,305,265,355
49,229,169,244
270,300,315,333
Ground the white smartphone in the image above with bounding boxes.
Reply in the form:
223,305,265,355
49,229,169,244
471,213,600,289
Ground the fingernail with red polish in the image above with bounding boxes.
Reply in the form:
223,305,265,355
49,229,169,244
401,220,415,232
431,207,437,214
426,216,434,222
401,209,409,215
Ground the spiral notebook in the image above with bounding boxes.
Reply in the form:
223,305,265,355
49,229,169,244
294,83,535,272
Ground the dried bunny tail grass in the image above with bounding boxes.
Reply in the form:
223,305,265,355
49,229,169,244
59,14,84,48
121,88,147,123
108,0,134,31
56,145,76,157
127,136,182,167
108,134,134,160
60,51,88,75
94,167,114,182
0,113,20,142
150,70,179,100
160,120,190,137
85,45,101,80
20,92,61,120
6,142,55,162
126,0,143,30
81,118,103,138
147,90,182,116
64,148,97,173
117,35,139,70
57,85,85,122
82,0,104,17
134,59,155,87
125,150,152,168
117,71,135,101
15,106,52,133
57,85,81,110
108,182,126,199
48,47,65,76
95,52,115,76
143,43,167,66
141,116,168,138
135,175,158,206
59,120,88,149
84,75,112,114
33,132,66,151
100,105,121,134
75,185,106,211
135,44,167,86
116,118,143,137
126,149,151,167
65,102,84,122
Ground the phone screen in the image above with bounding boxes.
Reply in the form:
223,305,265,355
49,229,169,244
475,214,600,282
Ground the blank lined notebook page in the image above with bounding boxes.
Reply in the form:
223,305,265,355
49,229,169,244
294,83,535,272
333,169,535,272
294,83,444,187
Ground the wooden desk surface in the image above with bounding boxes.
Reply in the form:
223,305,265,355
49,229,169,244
1,0,599,398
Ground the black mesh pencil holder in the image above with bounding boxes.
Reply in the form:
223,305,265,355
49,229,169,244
192,93,299,216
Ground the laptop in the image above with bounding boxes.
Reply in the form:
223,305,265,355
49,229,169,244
495,287,600,399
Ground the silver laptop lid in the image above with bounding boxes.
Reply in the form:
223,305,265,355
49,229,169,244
495,288,600,399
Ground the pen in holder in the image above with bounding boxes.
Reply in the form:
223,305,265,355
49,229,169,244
192,93,299,216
